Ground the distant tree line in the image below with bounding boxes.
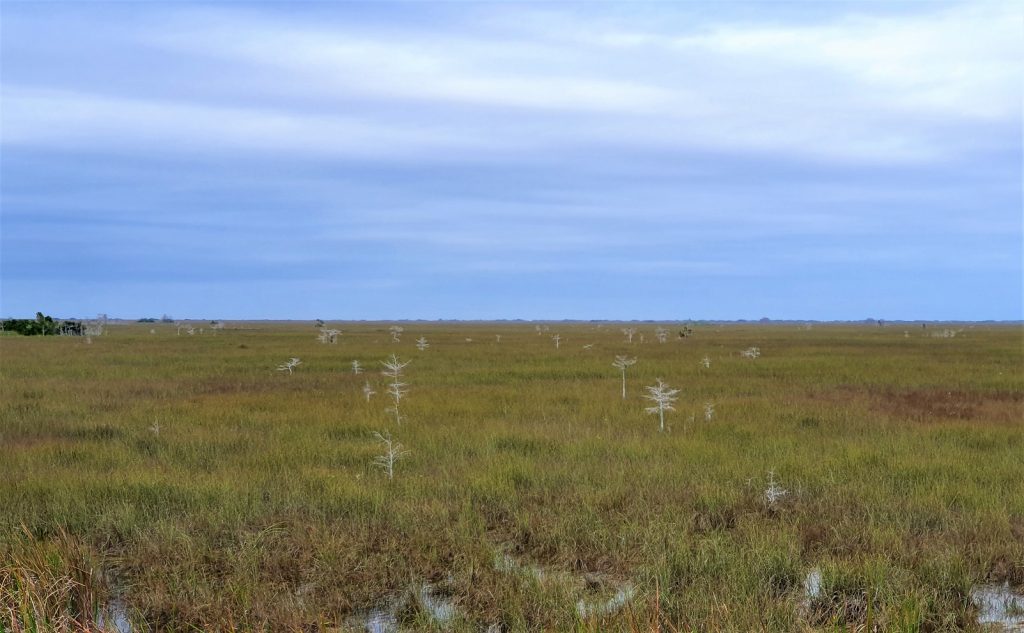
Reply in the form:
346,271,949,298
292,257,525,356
1,312,85,336
139,315,175,323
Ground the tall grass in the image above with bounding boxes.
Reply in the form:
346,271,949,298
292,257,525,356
1,527,111,632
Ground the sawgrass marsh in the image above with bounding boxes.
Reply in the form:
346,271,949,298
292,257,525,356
2,322,1021,631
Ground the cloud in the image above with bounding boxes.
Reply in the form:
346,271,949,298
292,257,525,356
672,3,1021,120
1,1,1020,319
163,23,674,113
3,2,1019,164
0,87,484,159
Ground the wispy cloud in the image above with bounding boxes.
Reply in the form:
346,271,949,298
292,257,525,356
4,3,1019,164
1,87,487,159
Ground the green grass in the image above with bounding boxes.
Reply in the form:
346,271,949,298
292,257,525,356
1,322,1021,631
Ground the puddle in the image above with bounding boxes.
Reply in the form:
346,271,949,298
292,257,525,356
799,575,1024,630
363,609,399,633
493,552,545,582
346,604,400,633
495,548,635,620
576,585,636,619
972,583,1024,629
797,568,823,617
417,583,457,625
346,582,457,631
804,569,822,600
96,600,133,633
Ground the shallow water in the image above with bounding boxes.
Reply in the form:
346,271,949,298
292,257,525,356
363,609,399,633
493,552,546,582
576,585,636,619
346,582,456,631
345,605,399,633
972,583,1024,629
803,569,822,600
796,568,823,618
495,548,635,620
97,600,132,633
418,584,457,625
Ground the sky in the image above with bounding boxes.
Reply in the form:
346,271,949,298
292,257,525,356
1,1,1021,321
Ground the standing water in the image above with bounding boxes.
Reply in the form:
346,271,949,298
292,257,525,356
971,583,1024,629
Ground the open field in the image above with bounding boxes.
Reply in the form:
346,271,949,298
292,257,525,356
1,322,1022,632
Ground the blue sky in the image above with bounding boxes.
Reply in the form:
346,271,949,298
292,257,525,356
1,1,1020,320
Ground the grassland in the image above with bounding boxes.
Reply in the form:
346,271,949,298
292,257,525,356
1,321,1022,632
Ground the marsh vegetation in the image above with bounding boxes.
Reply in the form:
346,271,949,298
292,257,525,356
1,322,1021,631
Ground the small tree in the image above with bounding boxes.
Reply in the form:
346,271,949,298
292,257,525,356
381,354,411,425
362,380,376,402
416,337,429,351
385,381,409,424
612,355,637,399
318,328,341,344
622,327,637,343
644,379,679,432
551,334,561,349
381,354,410,380
372,431,410,480
83,319,105,337
764,470,788,508
277,358,301,374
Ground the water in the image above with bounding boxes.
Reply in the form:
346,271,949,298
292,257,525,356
92,574,1024,631
346,581,457,631
493,552,545,582
972,583,1024,629
96,600,132,633
797,568,823,617
418,584,457,625
804,569,822,600
345,604,400,633
496,549,635,620
363,609,399,633
576,585,636,619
